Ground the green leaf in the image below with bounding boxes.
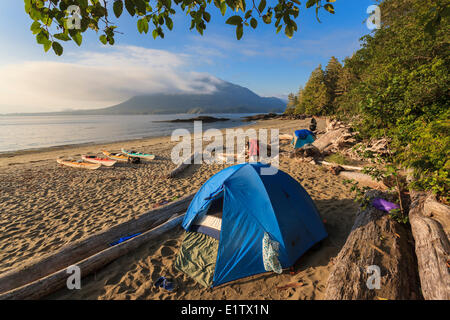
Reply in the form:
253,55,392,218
72,32,82,46
143,18,149,33
306,0,317,8
152,29,158,39
226,15,242,26
220,1,227,16
137,19,144,33
250,17,257,29
113,0,124,18
135,0,146,14
203,12,211,23
258,0,266,13
52,41,63,56
285,25,294,39
324,4,335,14
236,24,243,40
165,16,173,30
276,24,282,34
124,0,136,16
43,40,52,52
36,31,48,45
99,35,108,45
30,21,41,35
54,33,71,41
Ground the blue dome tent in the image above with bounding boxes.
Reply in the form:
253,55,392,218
174,163,327,288
291,129,315,149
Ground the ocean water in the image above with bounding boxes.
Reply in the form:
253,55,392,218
0,114,256,153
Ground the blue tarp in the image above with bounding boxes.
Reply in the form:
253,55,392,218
181,163,328,287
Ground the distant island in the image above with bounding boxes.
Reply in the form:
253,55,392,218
157,116,230,123
5,80,286,116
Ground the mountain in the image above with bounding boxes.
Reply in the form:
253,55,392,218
77,81,286,115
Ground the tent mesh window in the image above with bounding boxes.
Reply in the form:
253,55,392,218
175,197,223,288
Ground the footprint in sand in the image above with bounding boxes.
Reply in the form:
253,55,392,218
160,246,175,257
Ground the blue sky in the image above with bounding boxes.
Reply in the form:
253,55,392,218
0,0,376,113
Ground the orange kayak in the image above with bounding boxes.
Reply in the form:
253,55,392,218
82,155,117,167
56,159,101,170
102,150,130,162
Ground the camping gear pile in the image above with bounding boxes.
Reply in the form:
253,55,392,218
291,129,316,149
174,162,327,288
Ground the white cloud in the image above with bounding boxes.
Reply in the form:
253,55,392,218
0,46,223,113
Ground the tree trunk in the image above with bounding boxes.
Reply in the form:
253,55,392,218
0,215,185,300
409,191,450,300
325,190,421,300
0,194,193,295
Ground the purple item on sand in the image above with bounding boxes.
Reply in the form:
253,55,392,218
372,198,399,212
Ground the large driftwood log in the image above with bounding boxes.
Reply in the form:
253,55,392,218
0,194,194,295
167,152,201,178
409,191,450,300
0,214,185,300
313,128,348,152
325,190,421,300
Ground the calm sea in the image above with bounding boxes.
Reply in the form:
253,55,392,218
0,114,256,153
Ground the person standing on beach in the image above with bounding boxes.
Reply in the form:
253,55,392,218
309,117,317,132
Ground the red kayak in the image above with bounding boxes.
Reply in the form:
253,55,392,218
81,155,117,167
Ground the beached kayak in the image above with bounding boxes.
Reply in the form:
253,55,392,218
81,155,117,167
56,159,101,170
102,150,130,162
121,148,155,160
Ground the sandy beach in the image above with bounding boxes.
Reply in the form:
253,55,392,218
0,118,359,300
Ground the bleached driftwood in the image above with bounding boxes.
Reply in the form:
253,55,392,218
0,194,194,296
409,191,450,300
325,190,421,300
338,171,387,189
279,134,293,141
0,214,185,300
167,152,201,178
318,160,363,172
313,128,356,153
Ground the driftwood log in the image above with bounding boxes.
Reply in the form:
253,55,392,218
313,128,355,153
325,190,421,300
338,171,387,189
0,194,194,297
318,160,363,172
167,152,201,178
0,214,185,300
409,191,450,300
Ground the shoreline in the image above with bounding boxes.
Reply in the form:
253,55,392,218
0,120,260,160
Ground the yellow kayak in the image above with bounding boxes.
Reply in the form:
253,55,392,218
102,150,130,162
57,159,101,170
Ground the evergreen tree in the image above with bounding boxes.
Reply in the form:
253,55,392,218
294,86,305,114
285,93,297,114
297,65,329,115
324,56,343,113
